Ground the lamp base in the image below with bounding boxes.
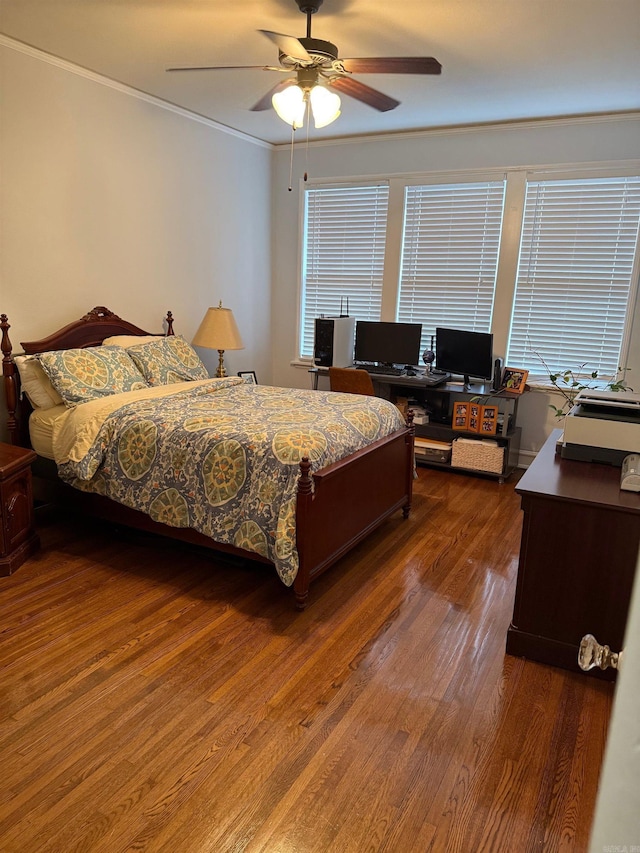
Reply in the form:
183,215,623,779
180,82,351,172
215,349,227,378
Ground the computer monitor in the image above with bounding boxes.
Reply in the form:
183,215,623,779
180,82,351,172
354,321,422,366
435,327,493,385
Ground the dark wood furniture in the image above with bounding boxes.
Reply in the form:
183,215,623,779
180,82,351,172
506,429,640,680
0,442,39,575
1,307,414,609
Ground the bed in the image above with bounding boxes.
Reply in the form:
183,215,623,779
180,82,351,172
1,306,414,609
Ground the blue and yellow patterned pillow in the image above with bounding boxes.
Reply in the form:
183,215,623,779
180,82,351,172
126,336,209,385
37,346,149,406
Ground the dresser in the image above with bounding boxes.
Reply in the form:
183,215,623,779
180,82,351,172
506,429,640,680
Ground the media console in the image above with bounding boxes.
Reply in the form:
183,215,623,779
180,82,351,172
371,375,522,483
310,368,522,483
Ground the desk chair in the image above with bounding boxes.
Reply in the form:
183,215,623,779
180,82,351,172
328,367,375,396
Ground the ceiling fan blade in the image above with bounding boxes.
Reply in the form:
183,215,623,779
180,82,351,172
250,80,295,112
329,77,400,112
341,57,442,75
258,30,311,61
167,65,271,72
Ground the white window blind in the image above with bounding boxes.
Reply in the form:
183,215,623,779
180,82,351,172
300,184,389,358
507,175,640,376
397,181,506,352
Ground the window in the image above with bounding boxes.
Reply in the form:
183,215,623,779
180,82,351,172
299,167,640,377
507,175,640,377
300,184,389,358
397,180,506,352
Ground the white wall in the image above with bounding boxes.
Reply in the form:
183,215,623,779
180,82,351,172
270,115,640,459
0,41,272,441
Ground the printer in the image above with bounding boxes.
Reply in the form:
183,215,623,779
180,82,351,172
561,388,640,465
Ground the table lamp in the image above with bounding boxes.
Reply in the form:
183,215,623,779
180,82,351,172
192,302,244,378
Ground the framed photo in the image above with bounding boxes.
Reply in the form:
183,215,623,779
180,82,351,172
238,371,258,385
500,367,528,394
480,404,498,435
467,402,481,433
452,401,469,431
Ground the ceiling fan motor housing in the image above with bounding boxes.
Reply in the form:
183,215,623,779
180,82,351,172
295,0,324,13
279,37,339,68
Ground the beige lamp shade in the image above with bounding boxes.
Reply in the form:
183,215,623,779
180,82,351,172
193,304,244,351
192,303,244,377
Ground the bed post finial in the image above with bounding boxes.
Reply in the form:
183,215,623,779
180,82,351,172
297,457,313,496
166,311,174,336
1,314,11,359
1,314,20,445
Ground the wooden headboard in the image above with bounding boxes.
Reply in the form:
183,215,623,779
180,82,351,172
1,306,174,448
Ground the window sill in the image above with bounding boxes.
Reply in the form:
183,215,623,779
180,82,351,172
526,379,612,392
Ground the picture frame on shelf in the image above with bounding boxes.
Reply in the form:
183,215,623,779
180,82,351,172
452,401,469,431
238,371,258,385
468,402,481,433
480,404,498,435
500,367,528,394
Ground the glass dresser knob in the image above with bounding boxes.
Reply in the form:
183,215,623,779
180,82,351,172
578,634,622,672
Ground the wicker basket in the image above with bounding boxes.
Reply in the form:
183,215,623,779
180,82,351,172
451,438,504,474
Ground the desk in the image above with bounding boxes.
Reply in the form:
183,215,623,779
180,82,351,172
310,368,522,481
309,366,329,390
506,429,640,679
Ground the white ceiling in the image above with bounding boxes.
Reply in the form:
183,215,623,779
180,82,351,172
2,0,639,146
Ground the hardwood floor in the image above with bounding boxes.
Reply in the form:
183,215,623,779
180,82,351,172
0,467,613,852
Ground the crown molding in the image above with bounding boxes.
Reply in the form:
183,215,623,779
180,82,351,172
0,33,273,150
274,110,640,150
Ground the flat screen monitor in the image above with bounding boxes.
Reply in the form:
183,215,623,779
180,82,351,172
354,321,422,366
435,327,493,385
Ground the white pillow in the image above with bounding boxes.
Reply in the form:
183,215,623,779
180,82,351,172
14,354,64,409
102,334,163,348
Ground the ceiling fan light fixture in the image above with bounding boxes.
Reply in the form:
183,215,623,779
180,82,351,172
309,84,341,128
272,85,306,128
273,80,340,129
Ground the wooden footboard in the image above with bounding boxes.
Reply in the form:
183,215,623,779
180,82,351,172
294,423,414,610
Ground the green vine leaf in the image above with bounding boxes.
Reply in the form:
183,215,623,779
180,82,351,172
534,350,632,419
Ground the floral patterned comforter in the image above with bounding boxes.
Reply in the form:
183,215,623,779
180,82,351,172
54,377,406,585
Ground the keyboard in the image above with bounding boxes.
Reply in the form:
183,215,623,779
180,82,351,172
360,365,405,376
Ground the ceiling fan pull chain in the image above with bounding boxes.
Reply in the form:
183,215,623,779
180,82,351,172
304,99,311,182
288,125,296,191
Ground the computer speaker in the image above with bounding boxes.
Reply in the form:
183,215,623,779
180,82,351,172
492,357,503,391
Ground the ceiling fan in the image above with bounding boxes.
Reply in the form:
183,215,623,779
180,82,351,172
167,0,442,127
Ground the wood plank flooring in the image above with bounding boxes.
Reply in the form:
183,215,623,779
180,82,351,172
0,467,613,852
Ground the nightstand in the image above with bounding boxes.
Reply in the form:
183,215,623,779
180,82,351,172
0,443,40,575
